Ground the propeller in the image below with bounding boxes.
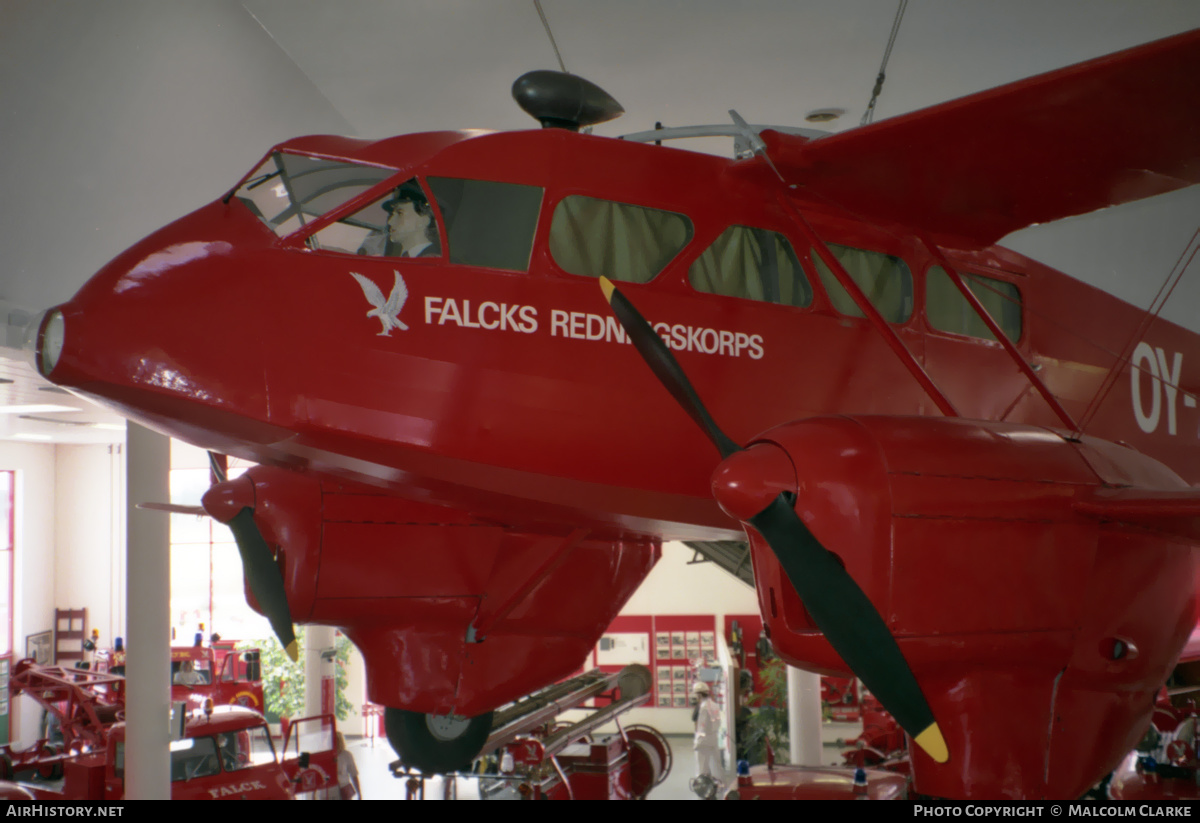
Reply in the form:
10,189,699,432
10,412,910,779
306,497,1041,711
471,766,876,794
598,276,948,764
201,453,299,662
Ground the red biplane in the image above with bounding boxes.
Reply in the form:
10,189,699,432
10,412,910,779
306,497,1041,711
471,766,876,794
28,29,1200,799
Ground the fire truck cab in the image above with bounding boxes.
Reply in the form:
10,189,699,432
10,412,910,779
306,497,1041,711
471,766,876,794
20,706,300,800
111,707,294,800
170,647,265,713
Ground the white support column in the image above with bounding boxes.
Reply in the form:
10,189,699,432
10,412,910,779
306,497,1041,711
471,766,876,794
110,443,126,647
124,424,170,800
305,625,336,718
787,665,823,766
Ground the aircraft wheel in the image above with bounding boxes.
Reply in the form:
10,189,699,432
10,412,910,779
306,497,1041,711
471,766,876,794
384,708,494,774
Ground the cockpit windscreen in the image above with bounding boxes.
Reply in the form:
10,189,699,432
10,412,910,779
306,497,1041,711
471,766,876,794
235,153,396,237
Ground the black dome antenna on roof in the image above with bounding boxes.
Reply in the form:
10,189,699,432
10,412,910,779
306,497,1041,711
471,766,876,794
512,70,624,131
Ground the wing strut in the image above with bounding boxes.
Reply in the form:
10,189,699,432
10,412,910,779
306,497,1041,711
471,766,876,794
731,109,961,418
918,235,1079,431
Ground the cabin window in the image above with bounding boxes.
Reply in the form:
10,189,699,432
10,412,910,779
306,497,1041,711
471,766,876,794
235,153,396,238
549,195,692,283
425,178,543,271
689,226,812,308
170,736,221,781
926,266,1023,342
811,243,913,323
310,179,444,258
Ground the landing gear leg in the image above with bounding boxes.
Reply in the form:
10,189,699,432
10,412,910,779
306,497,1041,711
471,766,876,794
384,708,494,774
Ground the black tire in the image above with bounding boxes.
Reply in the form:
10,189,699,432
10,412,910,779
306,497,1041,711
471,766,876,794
384,708,494,774
37,744,62,780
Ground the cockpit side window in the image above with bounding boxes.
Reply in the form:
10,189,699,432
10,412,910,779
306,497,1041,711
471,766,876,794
235,153,396,238
811,243,913,324
689,226,812,308
926,266,1022,342
549,195,692,284
310,179,443,258
426,178,543,272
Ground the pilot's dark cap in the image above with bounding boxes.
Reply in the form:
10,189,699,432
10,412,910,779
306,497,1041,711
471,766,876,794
381,182,429,213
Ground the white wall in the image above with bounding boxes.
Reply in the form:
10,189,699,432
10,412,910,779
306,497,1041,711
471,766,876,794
54,444,125,649
623,541,759,616
0,442,57,743
0,442,128,746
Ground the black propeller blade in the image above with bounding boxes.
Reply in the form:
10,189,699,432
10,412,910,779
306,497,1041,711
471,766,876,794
205,452,299,662
600,278,740,460
597,277,948,764
225,508,299,662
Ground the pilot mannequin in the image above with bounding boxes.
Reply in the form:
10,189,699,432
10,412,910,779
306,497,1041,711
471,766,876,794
358,184,441,258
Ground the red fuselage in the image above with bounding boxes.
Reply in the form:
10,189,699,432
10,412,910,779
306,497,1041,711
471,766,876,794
40,127,1200,798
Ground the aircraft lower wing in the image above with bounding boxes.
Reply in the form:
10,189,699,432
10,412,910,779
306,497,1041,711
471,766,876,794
762,28,1200,248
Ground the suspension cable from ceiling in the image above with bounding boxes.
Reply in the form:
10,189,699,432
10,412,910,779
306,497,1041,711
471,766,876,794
861,0,908,126
534,0,569,74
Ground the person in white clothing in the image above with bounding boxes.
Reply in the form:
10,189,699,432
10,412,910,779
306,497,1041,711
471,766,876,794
693,681,722,780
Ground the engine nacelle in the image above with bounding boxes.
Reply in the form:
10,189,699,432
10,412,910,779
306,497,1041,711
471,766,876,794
745,415,1198,800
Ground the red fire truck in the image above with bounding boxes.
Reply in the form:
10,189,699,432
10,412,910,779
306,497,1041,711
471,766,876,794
0,659,339,800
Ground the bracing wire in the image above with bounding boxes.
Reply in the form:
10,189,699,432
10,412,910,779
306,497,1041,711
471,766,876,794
534,0,569,74
861,0,908,126
1076,227,1200,434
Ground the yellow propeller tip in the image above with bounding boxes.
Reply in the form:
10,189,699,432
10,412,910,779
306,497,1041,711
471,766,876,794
914,723,949,763
284,640,299,662
598,276,615,303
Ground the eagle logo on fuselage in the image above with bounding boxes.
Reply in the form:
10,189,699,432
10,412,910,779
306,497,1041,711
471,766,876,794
350,270,409,335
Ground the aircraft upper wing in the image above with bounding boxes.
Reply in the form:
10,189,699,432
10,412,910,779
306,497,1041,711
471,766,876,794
762,29,1200,248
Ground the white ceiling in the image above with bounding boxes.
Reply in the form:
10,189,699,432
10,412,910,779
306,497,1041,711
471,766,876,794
0,358,125,445
2,1,1198,443
241,0,1200,140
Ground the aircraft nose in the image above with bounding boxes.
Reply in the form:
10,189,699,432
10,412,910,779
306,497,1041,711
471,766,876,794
27,228,273,434
32,309,65,378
